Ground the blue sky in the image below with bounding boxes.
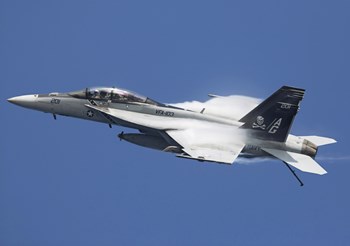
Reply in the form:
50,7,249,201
1,0,350,245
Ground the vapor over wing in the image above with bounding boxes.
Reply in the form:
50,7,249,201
167,129,245,164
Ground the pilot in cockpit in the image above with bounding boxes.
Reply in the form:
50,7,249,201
90,89,100,99
99,90,108,99
68,87,163,106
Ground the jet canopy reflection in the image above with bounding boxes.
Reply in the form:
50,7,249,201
68,87,163,105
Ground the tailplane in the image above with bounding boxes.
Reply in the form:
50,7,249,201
239,86,305,142
299,136,337,147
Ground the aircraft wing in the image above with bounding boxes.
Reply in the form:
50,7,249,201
262,148,327,175
166,129,245,164
85,104,245,164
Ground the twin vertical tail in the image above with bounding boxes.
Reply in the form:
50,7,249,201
239,86,305,142
240,86,337,182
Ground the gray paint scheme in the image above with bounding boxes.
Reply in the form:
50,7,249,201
8,86,336,185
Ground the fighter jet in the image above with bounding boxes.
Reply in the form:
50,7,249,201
8,86,336,185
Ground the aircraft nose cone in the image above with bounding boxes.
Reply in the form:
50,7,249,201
7,95,37,108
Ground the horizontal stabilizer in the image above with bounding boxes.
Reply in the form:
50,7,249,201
299,136,337,147
262,148,327,175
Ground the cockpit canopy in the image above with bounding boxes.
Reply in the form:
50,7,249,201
68,87,162,106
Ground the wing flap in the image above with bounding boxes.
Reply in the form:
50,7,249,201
262,148,327,175
181,146,243,164
167,129,245,164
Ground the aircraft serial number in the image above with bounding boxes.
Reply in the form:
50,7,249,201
50,98,61,104
245,145,261,151
155,110,174,117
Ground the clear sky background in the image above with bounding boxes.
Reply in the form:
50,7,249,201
1,0,349,245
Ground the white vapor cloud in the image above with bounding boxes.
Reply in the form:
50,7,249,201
236,157,274,165
170,95,261,121
163,95,262,156
316,156,350,162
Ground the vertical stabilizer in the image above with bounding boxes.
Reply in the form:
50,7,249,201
239,86,305,142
